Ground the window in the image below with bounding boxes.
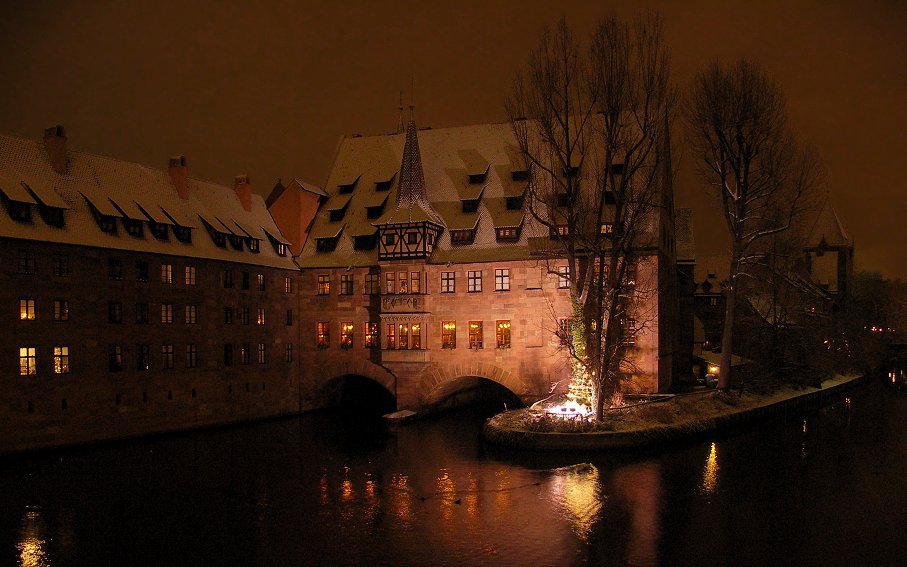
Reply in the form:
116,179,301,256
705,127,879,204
468,270,482,293
185,266,196,285
557,266,570,289
317,322,330,348
397,324,409,349
161,263,173,284
286,309,293,326
442,321,456,349
52,254,69,277
241,307,250,325
186,344,198,368
108,301,123,323
496,227,518,241
385,323,396,349
398,271,408,294
407,232,419,245
600,222,613,235
317,275,330,295
224,344,233,367
161,303,173,324
257,308,266,325
162,345,174,369
365,322,378,349
469,321,483,349
496,320,511,349
285,343,293,362
17,251,37,276
109,345,123,372
241,271,250,290
410,272,421,294
224,307,233,324
495,269,510,291
340,322,354,349
441,271,455,293
340,274,353,295
136,302,149,323
54,300,69,322
136,260,149,282
559,318,572,346
411,323,421,349
622,318,637,346
385,272,396,294
223,270,234,288
624,262,637,288
137,344,150,371
257,273,265,291
241,343,251,365
19,347,37,375
365,273,380,295
383,232,397,246
462,199,479,213
185,305,198,324
450,229,474,244
108,258,122,280
19,299,36,321
174,225,192,244
284,276,293,293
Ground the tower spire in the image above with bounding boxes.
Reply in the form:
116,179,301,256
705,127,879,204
396,91,405,135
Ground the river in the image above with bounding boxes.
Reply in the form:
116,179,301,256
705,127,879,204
2,377,905,566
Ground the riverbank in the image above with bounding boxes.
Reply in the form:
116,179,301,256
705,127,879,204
483,373,869,450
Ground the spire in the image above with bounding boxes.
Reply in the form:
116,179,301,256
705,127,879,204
396,91,405,135
397,117,424,209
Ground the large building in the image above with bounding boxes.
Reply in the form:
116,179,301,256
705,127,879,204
278,116,681,411
0,126,299,454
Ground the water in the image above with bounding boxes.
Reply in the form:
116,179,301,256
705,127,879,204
2,378,905,566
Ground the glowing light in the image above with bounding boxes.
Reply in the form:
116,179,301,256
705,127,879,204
17,509,48,567
549,463,602,541
699,442,719,495
707,365,719,374
546,399,591,420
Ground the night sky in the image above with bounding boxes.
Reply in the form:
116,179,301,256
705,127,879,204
1,1,904,278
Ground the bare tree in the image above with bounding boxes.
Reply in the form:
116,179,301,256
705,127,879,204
686,60,818,390
507,14,674,419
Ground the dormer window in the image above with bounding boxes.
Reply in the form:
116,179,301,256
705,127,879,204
462,199,479,213
275,243,288,256
316,237,338,252
600,222,614,235
451,229,475,245
99,214,118,234
511,169,529,181
38,205,64,228
468,171,487,184
247,238,260,253
4,199,32,223
149,221,168,241
338,179,358,194
375,173,396,191
201,218,227,248
550,225,569,238
330,207,346,222
496,227,520,242
505,195,524,210
354,234,377,250
327,196,351,222
173,225,192,243
228,234,244,250
124,218,143,237
366,203,385,220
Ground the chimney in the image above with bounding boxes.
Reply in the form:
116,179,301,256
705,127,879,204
234,175,252,212
43,125,68,175
168,156,189,200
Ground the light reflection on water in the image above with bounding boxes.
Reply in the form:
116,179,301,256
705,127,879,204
548,463,603,541
700,441,719,495
17,508,48,567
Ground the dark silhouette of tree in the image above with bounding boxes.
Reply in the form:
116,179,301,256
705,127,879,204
507,14,674,419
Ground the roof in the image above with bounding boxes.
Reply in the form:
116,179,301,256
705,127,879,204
0,132,296,270
807,196,850,249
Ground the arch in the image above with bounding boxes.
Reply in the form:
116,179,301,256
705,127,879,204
315,373,396,414
312,358,397,398
417,362,527,406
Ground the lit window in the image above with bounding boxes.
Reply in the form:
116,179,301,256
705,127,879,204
397,323,409,349
600,222,613,235
442,321,456,349
495,269,510,291
468,270,482,293
385,272,396,294
19,346,37,375
557,266,569,289
411,323,421,349
623,318,637,346
186,304,198,324
496,227,518,241
398,271,408,294
365,274,380,295
186,344,198,368
624,261,637,288
185,266,196,285
441,271,455,293
365,322,378,348
285,343,293,363
258,343,266,364
18,250,36,274
317,275,330,295
410,272,421,294
241,343,250,365
451,229,474,244
559,318,572,346
161,263,173,284
54,299,69,322
496,320,511,349
257,308,266,325
137,344,150,371
407,232,419,245
469,321,483,349
109,345,123,372
19,299,36,320
341,322,354,349
317,322,330,348
52,254,69,277
161,303,173,324
284,276,293,293
385,323,396,349
340,274,353,295
257,274,265,291
162,345,174,369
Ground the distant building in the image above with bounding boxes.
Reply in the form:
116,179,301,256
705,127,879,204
0,126,299,454
272,117,682,410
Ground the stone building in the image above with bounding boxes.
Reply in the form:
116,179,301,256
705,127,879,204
0,126,299,454
280,117,680,411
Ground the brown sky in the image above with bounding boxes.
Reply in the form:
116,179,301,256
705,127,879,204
1,0,904,278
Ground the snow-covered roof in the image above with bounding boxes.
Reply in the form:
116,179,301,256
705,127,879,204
0,132,297,270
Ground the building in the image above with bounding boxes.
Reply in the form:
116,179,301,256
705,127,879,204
277,116,680,412
0,126,299,454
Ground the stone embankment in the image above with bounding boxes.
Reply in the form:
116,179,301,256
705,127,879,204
483,374,870,451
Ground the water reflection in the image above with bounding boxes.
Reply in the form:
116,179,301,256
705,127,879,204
548,463,602,541
17,508,49,567
700,441,719,495
614,461,662,566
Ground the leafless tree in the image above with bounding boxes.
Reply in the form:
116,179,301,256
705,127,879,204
686,60,819,390
507,14,674,419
